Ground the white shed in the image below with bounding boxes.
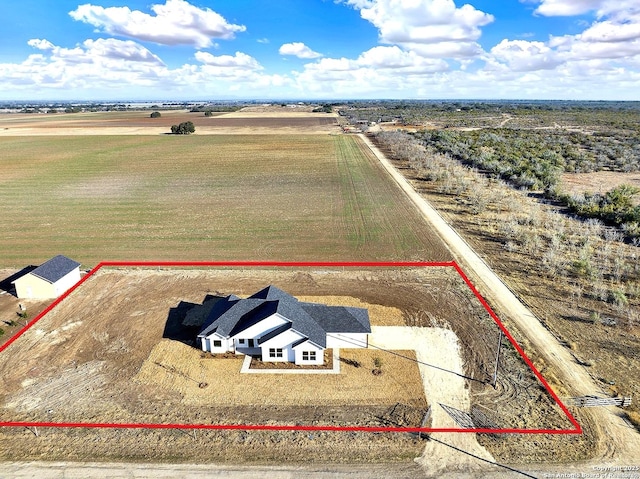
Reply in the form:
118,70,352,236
13,255,81,299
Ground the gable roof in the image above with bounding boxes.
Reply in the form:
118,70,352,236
249,285,292,301
28,255,81,284
198,285,370,350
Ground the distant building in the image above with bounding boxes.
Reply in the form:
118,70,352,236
13,255,81,299
198,285,371,365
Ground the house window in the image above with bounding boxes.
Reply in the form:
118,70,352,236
238,339,245,344
269,348,283,358
213,340,222,348
302,351,316,361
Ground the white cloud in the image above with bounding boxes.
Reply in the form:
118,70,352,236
534,0,640,18
195,51,262,70
0,38,291,99
488,1,640,75
26,37,164,66
578,20,640,44
293,45,449,96
342,0,493,59
490,39,562,71
69,0,246,48
27,39,55,51
279,42,323,59
534,0,603,16
84,38,166,64
0,38,168,94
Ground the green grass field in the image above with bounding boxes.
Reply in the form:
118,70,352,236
0,134,449,267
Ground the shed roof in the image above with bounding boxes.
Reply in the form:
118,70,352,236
29,255,81,284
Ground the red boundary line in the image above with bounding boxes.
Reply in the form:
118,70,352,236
0,260,581,435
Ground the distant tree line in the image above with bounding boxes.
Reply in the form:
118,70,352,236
189,105,240,113
312,104,334,113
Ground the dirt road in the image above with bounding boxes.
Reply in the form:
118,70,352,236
359,134,640,465
0,462,426,478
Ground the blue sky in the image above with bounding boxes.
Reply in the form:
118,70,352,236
0,0,639,100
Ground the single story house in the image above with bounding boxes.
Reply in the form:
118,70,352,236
12,255,81,299
197,285,371,365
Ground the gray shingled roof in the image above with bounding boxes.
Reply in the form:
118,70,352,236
30,255,80,284
300,304,371,333
197,285,370,349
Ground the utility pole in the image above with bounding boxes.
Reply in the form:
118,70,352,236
492,330,503,389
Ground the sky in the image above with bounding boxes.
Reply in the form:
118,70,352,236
0,0,639,101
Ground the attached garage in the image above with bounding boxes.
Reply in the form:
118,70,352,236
13,255,81,299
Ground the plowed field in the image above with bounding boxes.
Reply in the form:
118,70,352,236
0,135,450,266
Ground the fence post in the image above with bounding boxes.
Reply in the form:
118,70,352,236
419,405,432,440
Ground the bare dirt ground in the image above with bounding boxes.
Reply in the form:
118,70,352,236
0,266,568,470
361,134,640,469
0,110,340,136
561,171,640,204
135,340,426,409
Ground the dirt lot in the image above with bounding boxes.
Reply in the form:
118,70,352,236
0,110,340,136
0,266,573,464
561,171,640,204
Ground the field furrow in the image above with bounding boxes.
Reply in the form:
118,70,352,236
0,134,450,266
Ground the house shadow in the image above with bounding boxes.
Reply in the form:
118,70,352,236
0,266,37,297
162,294,223,347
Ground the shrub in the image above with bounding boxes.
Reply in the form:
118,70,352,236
150,111,161,118
626,411,640,432
171,121,195,135
372,356,383,375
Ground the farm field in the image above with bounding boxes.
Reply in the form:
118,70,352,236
0,110,339,135
0,266,577,464
0,133,449,267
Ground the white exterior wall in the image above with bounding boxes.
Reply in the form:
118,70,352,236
326,332,368,349
201,333,232,353
53,268,81,296
292,342,324,365
260,329,305,362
